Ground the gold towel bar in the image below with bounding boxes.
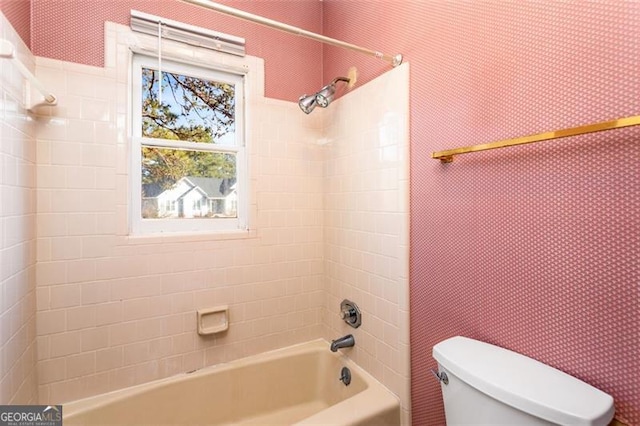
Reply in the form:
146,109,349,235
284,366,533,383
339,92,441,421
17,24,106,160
432,115,640,163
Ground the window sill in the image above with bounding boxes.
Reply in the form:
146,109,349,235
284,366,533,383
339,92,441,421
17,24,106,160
123,228,257,245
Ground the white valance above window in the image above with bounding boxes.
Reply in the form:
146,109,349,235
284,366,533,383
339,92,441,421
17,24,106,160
130,10,246,57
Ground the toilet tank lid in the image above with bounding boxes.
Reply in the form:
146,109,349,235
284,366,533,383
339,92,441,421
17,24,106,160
432,336,615,426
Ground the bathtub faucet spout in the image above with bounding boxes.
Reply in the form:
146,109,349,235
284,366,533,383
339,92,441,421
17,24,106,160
330,334,355,352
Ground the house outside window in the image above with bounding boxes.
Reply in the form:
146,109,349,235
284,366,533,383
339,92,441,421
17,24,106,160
131,54,247,234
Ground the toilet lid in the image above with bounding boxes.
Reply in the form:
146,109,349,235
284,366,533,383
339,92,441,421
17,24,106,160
432,336,615,426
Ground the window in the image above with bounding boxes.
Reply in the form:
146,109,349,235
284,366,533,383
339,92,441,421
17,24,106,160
131,54,247,234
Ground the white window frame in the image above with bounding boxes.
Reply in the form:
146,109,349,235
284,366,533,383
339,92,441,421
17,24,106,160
130,54,248,235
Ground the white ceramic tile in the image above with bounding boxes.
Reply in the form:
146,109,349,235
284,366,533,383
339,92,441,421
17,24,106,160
27,23,409,416
321,64,410,418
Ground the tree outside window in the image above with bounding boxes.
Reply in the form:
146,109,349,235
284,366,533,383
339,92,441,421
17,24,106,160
132,55,246,234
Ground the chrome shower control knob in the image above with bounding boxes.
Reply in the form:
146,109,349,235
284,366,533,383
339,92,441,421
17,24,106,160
339,300,362,328
341,308,355,320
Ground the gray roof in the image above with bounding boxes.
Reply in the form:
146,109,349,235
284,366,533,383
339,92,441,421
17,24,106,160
184,176,236,198
142,176,236,199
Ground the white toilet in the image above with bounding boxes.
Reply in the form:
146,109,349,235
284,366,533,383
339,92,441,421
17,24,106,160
432,336,615,425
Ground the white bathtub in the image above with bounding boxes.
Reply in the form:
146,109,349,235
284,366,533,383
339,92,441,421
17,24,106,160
64,339,400,425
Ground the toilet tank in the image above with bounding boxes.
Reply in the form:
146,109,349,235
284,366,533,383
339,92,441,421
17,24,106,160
432,336,615,426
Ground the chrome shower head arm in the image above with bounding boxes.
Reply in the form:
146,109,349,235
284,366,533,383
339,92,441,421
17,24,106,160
331,76,350,85
299,76,352,113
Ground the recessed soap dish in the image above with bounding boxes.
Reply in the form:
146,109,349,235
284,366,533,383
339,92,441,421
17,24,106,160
197,306,229,335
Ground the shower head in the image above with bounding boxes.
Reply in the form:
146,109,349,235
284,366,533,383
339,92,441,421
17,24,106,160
298,93,318,114
316,77,349,109
298,75,352,114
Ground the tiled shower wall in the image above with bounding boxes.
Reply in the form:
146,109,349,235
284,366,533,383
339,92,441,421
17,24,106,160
0,12,39,404
32,29,412,413
34,23,325,402
6,8,413,416
322,63,410,422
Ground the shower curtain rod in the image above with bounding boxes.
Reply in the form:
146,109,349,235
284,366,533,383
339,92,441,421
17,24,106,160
0,39,57,111
181,0,403,67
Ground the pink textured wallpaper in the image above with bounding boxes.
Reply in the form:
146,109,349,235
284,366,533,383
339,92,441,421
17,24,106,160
13,0,640,423
1,0,31,47
322,1,640,425
30,0,322,101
